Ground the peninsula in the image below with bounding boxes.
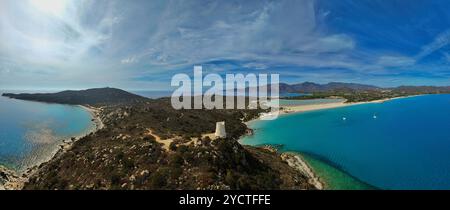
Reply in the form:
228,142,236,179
1,88,315,190
2,83,449,190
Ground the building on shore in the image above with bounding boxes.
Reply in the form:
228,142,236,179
215,121,226,138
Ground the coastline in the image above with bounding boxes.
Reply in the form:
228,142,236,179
79,105,104,130
280,95,420,116
241,95,423,190
281,152,324,189
0,104,103,190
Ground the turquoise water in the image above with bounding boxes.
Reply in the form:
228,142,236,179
0,95,95,171
300,153,376,190
242,94,450,189
279,93,311,98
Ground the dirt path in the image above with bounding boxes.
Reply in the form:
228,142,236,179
146,129,174,151
146,129,217,151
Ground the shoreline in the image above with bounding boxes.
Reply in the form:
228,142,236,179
79,105,104,130
280,95,420,116
241,94,423,190
281,152,324,189
245,96,419,125
0,105,104,190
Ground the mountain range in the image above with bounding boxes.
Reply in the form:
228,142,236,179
278,82,380,93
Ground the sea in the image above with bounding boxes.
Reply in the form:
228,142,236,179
241,94,450,190
0,93,95,172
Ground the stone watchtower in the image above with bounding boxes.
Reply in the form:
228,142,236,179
215,121,226,138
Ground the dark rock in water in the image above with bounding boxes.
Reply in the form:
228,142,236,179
259,144,285,153
272,144,285,150
245,128,254,136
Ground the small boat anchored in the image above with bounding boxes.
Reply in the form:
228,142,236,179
342,117,347,121
373,114,377,119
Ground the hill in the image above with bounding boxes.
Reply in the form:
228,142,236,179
278,82,450,102
4,88,315,190
2,88,146,105
278,82,380,93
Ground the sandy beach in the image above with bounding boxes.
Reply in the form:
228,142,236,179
0,105,104,190
280,96,417,115
245,96,415,124
80,105,104,130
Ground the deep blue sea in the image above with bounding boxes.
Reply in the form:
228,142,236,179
242,94,450,189
0,95,95,172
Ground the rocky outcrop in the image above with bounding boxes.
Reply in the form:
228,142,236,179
0,166,25,190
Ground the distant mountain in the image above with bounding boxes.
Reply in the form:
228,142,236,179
2,87,147,105
277,82,380,93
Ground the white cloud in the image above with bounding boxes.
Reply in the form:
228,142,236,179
0,0,365,89
2,0,427,89
299,34,355,54
118,0,359,72
377,55,416,67
443,52,450,62
242,62,268,70
417,29,450,59
0,67,10,74
0,0,115,66
121,56,138,64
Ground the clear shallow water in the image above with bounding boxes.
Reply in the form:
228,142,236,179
279,93,311,98
242,94,450,189
300,153,375,189
0,95,95,171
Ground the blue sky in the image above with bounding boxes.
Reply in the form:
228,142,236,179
1,0,450,90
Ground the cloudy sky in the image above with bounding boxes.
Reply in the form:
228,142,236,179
1,0,450,90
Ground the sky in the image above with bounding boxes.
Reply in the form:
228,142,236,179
1,0,450,90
